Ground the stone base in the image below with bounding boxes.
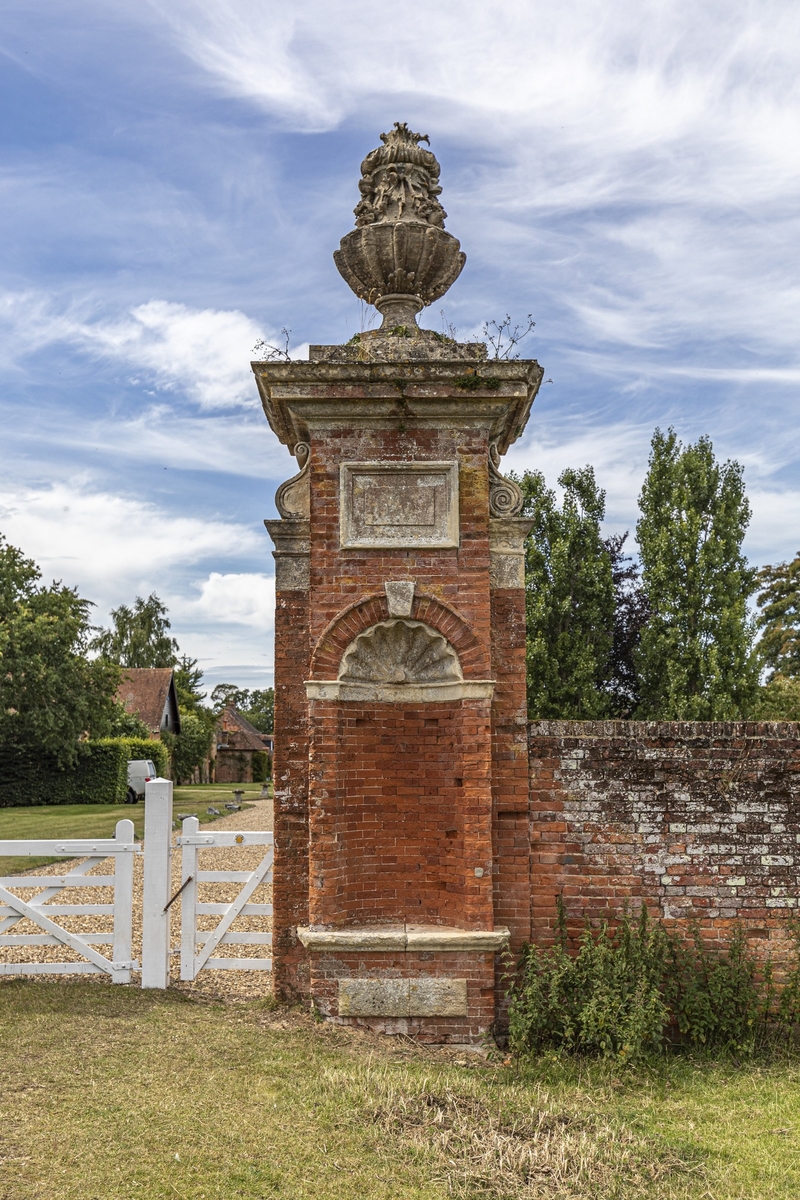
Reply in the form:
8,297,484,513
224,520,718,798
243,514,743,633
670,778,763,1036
300,933,505,1043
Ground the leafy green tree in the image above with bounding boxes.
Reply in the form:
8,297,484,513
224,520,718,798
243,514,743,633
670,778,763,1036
241,688,274,734
91,593,179,667
0,534,119,765
169,711,215,783
752,674,800,720
210,683,249,712
108,703,151,738
210,683,274,733
520,466,615,718
604,532,650,717
755,552,800,679
635,428,758,718
174,654,207,713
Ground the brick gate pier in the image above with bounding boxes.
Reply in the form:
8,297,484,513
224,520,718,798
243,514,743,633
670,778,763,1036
255,122,542,1041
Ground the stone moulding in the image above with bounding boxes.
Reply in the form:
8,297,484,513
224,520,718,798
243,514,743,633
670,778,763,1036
488,441,524,518
304,679,495,703
264,518,311,591
384,580,415,616
251,359,544,459
340,460,459,549
296,925,511,952
488,516,535,590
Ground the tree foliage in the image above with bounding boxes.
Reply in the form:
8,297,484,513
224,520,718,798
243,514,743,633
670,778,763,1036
604,533,650,718
635,429,758,719
91,593,179,668
520,466,615,718
755,552,800,680
211,684,274,734
0,535,119,765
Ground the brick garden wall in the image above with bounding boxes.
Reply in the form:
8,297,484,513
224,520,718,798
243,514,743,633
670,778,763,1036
528,721,800,956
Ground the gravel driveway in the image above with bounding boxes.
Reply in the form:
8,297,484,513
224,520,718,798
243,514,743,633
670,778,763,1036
0,797,275,1000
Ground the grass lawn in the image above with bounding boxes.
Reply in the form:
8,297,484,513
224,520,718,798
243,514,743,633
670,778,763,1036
2,981,800,1199
0,783,267,875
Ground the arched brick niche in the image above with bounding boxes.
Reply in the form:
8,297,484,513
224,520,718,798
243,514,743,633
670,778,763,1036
309,591,489,680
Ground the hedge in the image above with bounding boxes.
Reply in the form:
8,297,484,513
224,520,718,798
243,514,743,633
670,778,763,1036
0,738,171,808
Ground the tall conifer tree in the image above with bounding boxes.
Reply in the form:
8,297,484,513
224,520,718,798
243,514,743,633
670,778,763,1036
635,428,758,718
520,466,615,718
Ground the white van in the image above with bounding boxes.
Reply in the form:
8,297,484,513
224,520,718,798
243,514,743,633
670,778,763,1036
126,760,158,804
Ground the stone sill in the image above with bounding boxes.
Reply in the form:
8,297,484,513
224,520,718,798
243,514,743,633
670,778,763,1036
296,924,510,952
305,680,495,703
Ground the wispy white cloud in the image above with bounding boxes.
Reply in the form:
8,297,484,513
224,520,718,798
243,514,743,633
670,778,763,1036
0,475,260,605
0,291,291,409
174,571,275,630
141,0,800,203
75,300,263,408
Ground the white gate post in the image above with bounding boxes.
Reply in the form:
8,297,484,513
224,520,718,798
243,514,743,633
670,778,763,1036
141,778,173,988
180,816,199,981
112,818,135,984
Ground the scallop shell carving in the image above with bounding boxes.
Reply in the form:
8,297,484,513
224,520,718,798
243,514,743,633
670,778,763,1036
338,620,462,685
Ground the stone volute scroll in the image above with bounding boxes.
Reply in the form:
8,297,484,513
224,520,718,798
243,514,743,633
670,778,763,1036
488,441,524,518
333,122,466,333
275,441,310,520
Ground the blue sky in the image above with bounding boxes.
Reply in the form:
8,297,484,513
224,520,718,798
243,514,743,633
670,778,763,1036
2,0,800,691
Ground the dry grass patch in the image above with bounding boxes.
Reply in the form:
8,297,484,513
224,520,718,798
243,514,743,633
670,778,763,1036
361,1075,701,1199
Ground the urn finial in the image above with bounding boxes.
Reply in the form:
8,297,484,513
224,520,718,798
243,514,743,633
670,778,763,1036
333,123,466,331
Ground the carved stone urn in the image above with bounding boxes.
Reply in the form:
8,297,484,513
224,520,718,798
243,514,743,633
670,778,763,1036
333,122,466,330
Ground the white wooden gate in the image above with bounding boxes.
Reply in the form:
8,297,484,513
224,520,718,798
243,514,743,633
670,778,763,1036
177,817,273,981
0,819,138,982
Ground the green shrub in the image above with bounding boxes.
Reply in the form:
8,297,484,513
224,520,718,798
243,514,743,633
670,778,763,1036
120,738,170,779
251,751,268,782
0,737,171,807
507,903,798,1062
508,904,670,1061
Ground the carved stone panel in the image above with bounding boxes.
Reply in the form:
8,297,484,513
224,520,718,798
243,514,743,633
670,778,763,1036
340,461,459,549
338,977,468,1018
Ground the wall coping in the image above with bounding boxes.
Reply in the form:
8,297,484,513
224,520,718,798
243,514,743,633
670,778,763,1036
529,719,800,739
296,924,510,952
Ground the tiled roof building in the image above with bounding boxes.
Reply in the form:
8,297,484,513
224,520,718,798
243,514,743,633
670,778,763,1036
116,668,181,738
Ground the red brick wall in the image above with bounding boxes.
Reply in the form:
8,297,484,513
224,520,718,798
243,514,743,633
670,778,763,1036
308,700,494,930
491,588,532,954
271,587,311,999
529,721,800,957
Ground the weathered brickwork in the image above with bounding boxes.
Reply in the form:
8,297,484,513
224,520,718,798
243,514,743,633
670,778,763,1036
308,699,494,930
307,426,494,657
528,721,800,955
271,587,311,999
491,588,532,954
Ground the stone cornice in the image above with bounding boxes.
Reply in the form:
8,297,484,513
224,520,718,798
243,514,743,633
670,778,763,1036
305,680,495,703
296,924,511,952
252,359,543,456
